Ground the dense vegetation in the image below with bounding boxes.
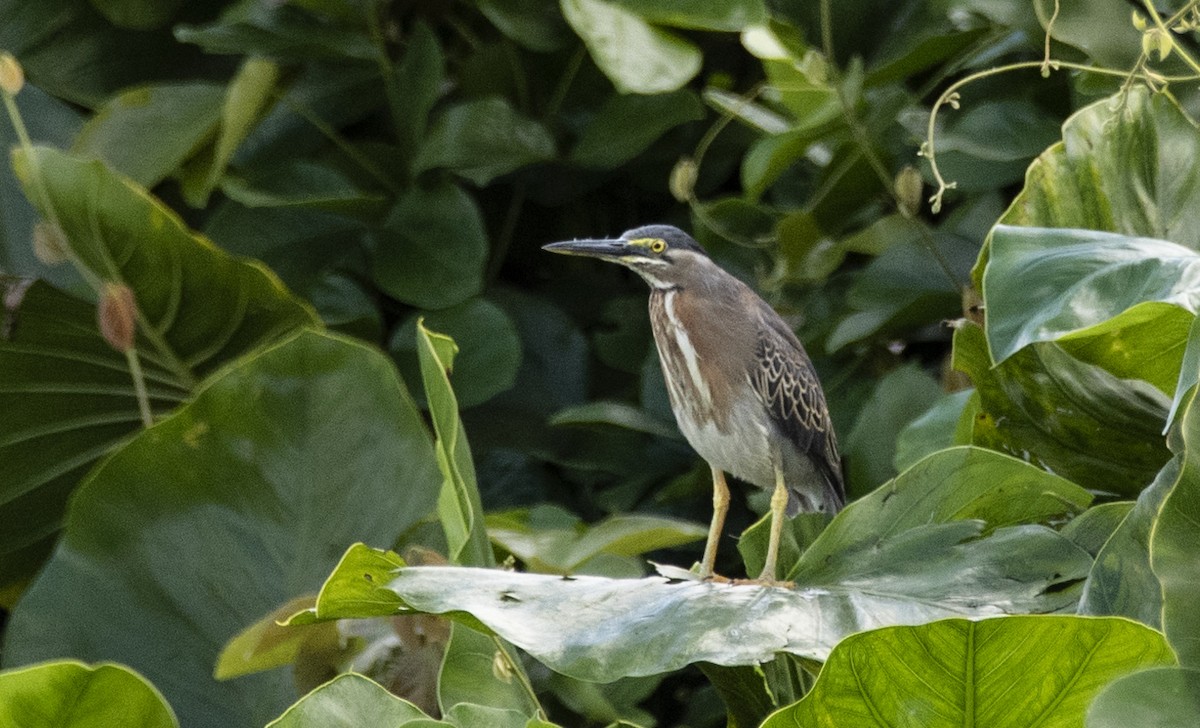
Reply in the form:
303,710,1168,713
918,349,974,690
2,0,1200,726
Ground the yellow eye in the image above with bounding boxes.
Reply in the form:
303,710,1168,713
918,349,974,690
650,239,666,254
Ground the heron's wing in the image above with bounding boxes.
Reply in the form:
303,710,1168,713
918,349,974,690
747,309,844,507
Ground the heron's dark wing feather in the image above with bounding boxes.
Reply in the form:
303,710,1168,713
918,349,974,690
748,308,845,507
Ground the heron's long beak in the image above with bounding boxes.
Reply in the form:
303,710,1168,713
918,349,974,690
542,239,637,260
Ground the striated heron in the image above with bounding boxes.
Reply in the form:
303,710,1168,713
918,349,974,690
544,225,844,583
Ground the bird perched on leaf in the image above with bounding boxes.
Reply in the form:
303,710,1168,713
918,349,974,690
544,225,844,584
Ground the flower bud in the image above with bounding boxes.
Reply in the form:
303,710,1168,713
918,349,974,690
894,165,924,218
32,222,67,265
98,283,137,353
669,157,698,203
0,52,23,96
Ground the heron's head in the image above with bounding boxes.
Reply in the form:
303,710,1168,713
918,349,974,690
542,225,710,290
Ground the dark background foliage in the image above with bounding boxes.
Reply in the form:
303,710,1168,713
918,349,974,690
3,0,1200,726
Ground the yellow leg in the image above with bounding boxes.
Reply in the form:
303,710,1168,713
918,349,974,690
758,465,789,582
699,466,730,579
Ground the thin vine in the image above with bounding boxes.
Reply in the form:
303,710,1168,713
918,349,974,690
923,0,1200,214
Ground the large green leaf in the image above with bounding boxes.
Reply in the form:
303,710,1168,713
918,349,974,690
979,88,1200,285
0,282,186,599
764,617,1175,728
560,0,702,94
0,660,177,728
738,444,1092,591
300,448,1092,686
2,146,317,592
789,446,1092,582
1,331,443,728
11,146,318,381
1086,666,1200,728
983,226,1198,391
953,321,1170,496
296,528,1087,684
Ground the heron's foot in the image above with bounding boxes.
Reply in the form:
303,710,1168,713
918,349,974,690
701,572,733,584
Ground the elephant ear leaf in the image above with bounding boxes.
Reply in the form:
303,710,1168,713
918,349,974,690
1,146,317,597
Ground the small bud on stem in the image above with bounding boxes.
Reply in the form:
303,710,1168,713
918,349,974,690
98,283,137,353
0,52,23,96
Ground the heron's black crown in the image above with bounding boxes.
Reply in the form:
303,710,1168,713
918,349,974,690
620,225,706,255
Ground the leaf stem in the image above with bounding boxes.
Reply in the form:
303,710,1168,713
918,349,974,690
486,182,526,283
125,347,154,428
818,0,963,290
546,46,586,119
367,0,408,144
490,636,547,720
1,91,105,295
922,60,1179,214
274,90,401,194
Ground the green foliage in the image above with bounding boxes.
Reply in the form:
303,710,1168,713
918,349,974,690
0,660,177,728
2,0,1200,724
765,617,1175,728
1087,667,1200,728
4,331,442,726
